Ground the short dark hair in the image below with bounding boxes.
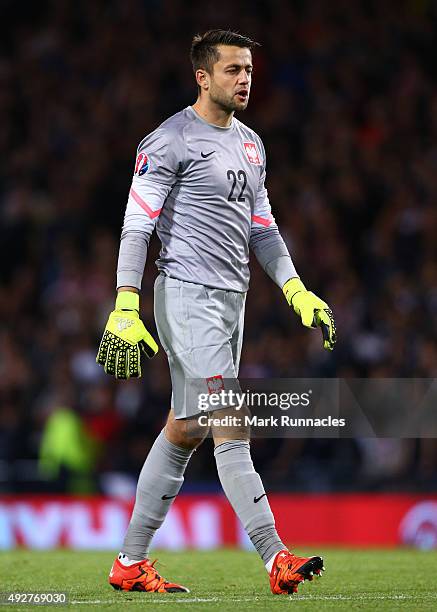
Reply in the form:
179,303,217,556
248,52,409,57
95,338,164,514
190,29,259,74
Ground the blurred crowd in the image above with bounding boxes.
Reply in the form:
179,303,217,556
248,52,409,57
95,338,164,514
1,0,437,495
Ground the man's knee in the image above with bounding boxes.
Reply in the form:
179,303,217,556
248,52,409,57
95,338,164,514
211,404,251,446
165,409,209,450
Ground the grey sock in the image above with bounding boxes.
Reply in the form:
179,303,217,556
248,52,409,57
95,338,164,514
122,429,193,560
214,440,284,564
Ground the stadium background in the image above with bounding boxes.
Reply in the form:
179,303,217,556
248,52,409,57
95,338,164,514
1,0,437,550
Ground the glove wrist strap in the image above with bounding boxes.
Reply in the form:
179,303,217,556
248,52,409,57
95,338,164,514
282,277,306,306
116,291,139,311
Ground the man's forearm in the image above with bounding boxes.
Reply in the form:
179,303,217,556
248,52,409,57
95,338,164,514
265,255,298,288
250,227,298,288
117,231,150,290
117,286,139,293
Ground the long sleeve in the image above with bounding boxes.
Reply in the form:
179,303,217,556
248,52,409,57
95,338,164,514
116,126,183,289
249,145,298,288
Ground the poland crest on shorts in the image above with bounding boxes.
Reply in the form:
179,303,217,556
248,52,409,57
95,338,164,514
206,375,224,394
243,141,261,165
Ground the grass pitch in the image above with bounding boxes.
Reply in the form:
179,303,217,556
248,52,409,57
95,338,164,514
2,548,437,611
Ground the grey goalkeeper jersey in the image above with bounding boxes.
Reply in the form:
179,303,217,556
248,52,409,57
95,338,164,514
117,106,297,292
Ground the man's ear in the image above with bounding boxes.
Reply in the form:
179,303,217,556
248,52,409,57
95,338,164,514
196,69,210,91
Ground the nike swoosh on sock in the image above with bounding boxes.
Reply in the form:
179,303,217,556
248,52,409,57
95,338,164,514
254,493,267,503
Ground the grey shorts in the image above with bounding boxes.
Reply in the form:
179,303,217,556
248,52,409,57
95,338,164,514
154,274,246,419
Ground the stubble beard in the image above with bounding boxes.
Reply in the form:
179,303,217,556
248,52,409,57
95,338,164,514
209,84,249,113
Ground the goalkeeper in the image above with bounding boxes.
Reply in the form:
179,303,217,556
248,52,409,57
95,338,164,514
97,29,336,596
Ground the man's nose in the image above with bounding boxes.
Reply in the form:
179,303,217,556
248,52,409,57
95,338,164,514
238,70,250,84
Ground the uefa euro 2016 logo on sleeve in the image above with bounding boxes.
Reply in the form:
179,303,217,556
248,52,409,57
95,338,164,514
134,152,150,176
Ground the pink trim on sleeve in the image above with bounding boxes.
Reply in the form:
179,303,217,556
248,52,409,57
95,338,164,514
251,214,273,227
130,188,162,219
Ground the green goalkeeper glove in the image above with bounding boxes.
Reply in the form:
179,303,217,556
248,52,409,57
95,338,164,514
283,277,337,351
96,291,158,379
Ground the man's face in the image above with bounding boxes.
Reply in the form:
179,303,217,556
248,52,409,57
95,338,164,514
206,45,253,112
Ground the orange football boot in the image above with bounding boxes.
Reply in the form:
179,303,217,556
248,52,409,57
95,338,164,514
269,549,324,595
109,557,189,593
